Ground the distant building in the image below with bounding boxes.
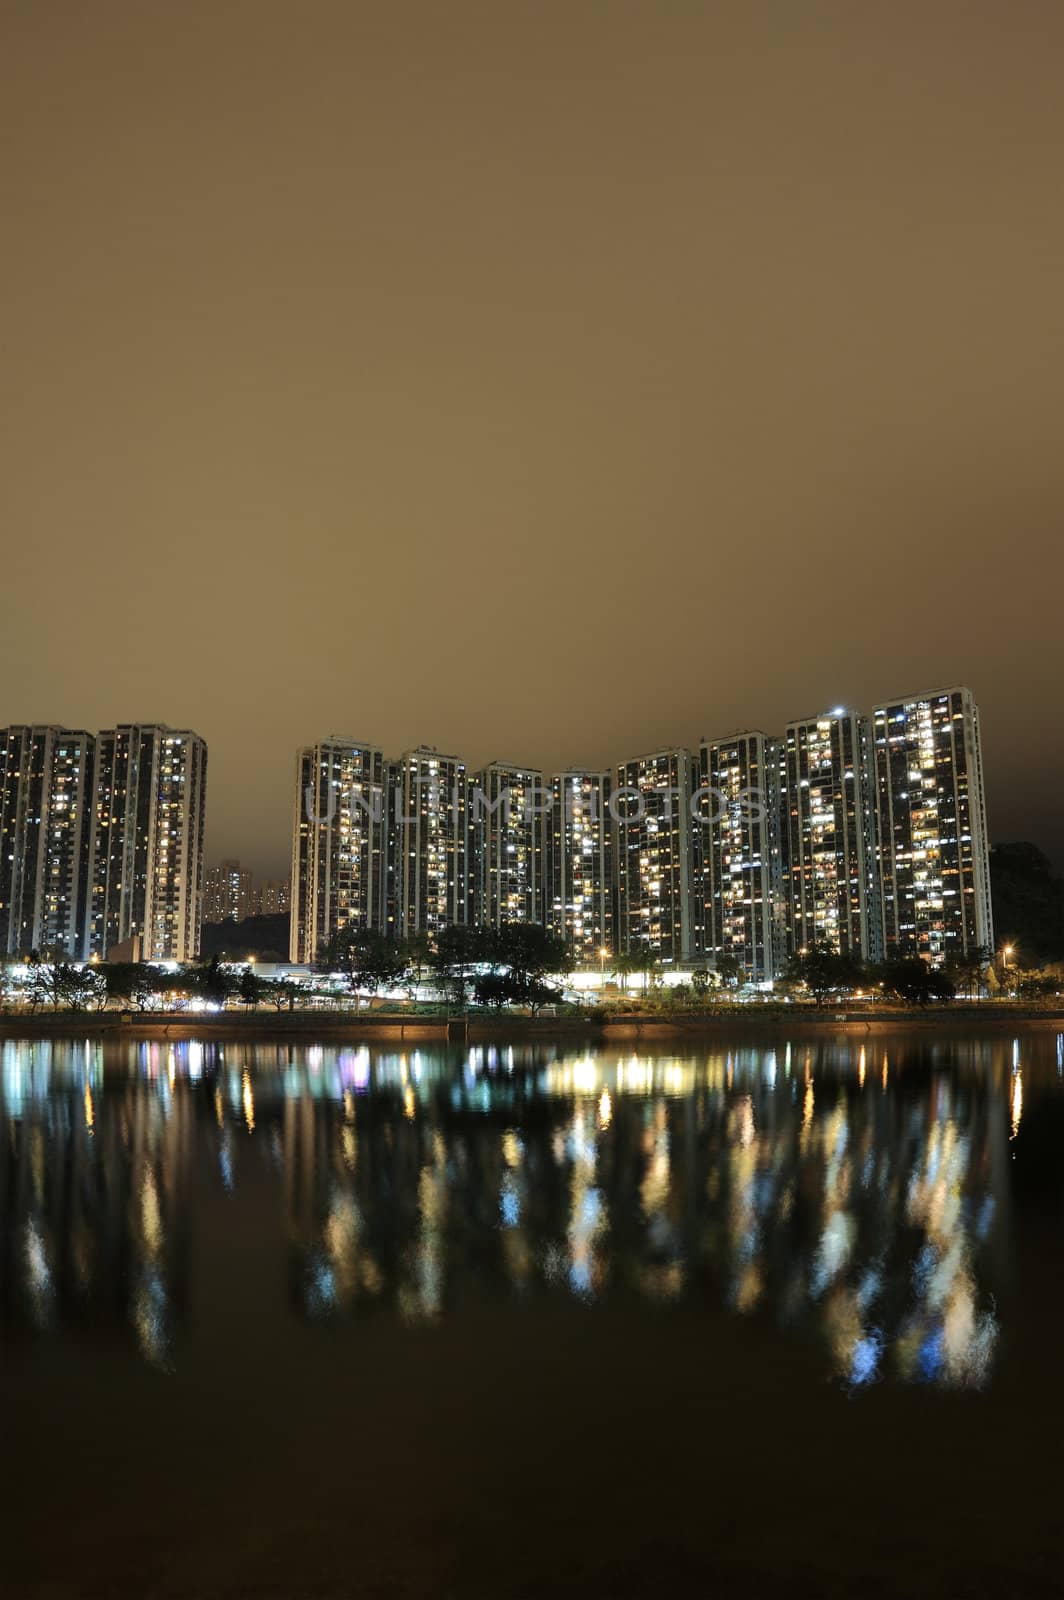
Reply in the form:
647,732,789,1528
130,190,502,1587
698,731,785,983
783,710,881,961
91,725,208,961
393,747,470,937
614,748,698,964
549,770,613,960
257,878,290,918
0,726,96,959
204,858,254,924
472,762,548,926
872,687,993,967
290,738,387,964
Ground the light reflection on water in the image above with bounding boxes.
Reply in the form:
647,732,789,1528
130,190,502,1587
1,1034,1057,1390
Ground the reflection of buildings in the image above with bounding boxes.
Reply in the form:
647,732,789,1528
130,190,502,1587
273,1039,1013,1388
0,1035,1028,1390
0,1041,193,1365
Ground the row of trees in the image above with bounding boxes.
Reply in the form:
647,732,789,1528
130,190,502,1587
4,955,298,1013
777,942,1050,1006
5,931,1058,1014
320,922,571,1013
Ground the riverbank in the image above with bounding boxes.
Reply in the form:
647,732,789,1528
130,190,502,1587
0,1005,1062,1044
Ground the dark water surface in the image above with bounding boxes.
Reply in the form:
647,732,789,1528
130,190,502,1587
3,1033,1064,1598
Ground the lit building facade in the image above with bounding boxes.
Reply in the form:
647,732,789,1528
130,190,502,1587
290,739,387,964
0,726,96,959
393,747,470,937
472,762,548,926
91,725,208,961
283,682,992,975
203,858,254,925
257,878,290,917
783,710,881,960
698,731,785,983
872,687,993,966
614,748,697,964
549,770,613,960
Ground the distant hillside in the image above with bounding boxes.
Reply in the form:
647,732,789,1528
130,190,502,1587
200,912,290,961
991,843,1064,966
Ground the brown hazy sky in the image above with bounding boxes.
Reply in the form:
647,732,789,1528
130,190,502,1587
3,1,1063,877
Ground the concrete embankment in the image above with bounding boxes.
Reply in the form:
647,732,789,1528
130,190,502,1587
0,1007,1062,1046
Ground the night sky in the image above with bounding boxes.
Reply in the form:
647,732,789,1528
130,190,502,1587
3,2,1062,876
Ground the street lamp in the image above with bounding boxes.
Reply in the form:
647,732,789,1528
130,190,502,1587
599,946,608,984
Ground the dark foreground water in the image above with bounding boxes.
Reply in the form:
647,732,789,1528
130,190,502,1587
3,1033,1064,1598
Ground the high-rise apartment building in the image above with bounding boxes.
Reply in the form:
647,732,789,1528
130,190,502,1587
614,748,698,964
698,731,785,983
91,725,208,961
549,770,613,960
393,748,470,937
290,738,387,964
547,764,614,953
0,726,96,959
783,710,881,960
872,687,993,967
472,762,548,926
257,878,290,918
203,858,254,924
285,681,993,979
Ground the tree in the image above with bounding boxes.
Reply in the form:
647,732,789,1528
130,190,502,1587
493,922,570,991
714,952,743,989
784,942,863,1005
323,927,407,1004
945,945,990,1001
30,961,103,1011
186,955,234,1008
876,958,955,1007
103,962,164,1011
690,967,711,1001
519,974,561,1015
401,933,433,1002
239,966,266,1009
637,946,662,992
473,971,515,1009
432,924,477,1010
1015,973,1061,1002
266,978,300,1012
609,950,640,994
472,968,560,1014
